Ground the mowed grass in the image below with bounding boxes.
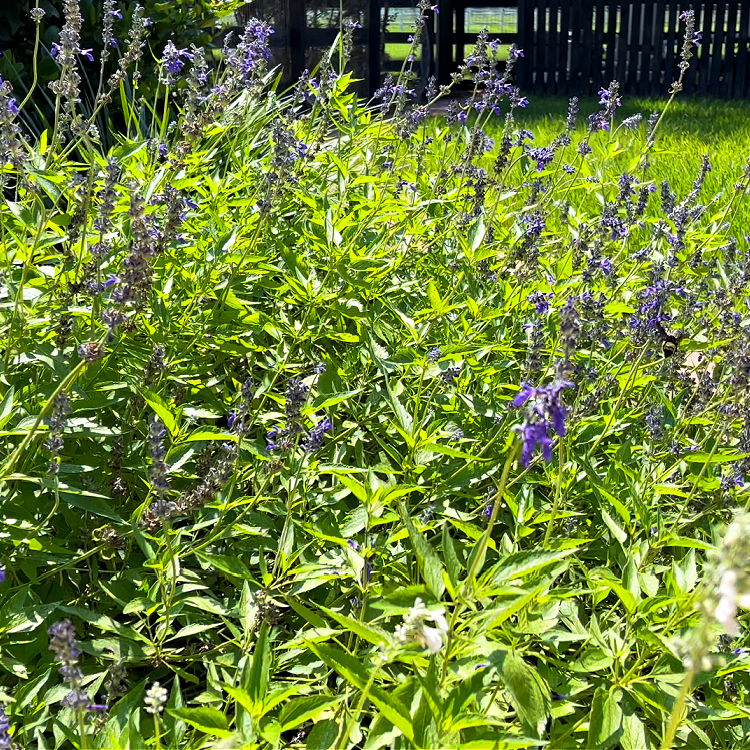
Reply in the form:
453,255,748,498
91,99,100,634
384,43,511,63
516,95,750,201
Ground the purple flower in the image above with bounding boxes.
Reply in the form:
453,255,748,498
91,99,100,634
598,85,622,112
102,274,120,288
50,43,61,58
266,426,286,452
347,539,360,551
0,567,4,583
513,380,573,466
302,417,333,453
161,40,194,81
589,112,610,133
520,421,554,465
79,48,94,62
527,291,553,314
622,114,643,130
522,212,546,238
528,147,554,172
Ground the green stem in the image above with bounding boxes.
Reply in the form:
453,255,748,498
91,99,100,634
154,712,163,750
76,707,89,750
465,442,519,592
543,439,566,549
660,666,694,750
0,358,90,482
335,657,383,750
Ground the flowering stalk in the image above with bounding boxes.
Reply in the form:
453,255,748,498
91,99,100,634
542,438,566,549
465,444,518,593
0,358,90,483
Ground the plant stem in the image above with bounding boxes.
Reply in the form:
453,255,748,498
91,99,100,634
660,666,694,750
335,657,383,750
465,442,519,592
543,439,565,549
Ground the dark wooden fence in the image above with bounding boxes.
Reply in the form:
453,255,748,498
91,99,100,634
258,0,750,98
518,1,750,98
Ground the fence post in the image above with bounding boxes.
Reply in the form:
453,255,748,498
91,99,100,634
368,0,380,95
455,0,465,67
437,0,454,85
517,0,528,88
287,0,305,83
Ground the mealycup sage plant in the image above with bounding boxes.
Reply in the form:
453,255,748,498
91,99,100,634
0,2,748,748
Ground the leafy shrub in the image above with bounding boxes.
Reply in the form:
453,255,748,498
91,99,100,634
1,4,750,749
0,0,237,139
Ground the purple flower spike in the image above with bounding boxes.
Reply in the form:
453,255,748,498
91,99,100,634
513,380,573,466
512,383,535,408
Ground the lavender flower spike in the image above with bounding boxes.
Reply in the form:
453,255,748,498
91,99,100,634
513,379,573,466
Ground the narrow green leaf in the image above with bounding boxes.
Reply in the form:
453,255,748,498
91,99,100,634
196,552,252,580
306,642,414,742
399,502,445,599
167,707,231,738
140,388,179,437
248,621,270,707
319,606,390,648
279,695,343,731
587,688,623,750
493,650,550,739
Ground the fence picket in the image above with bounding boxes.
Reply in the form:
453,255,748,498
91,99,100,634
724,1,739,95
276,0,750,101
737,1,750,96
650,0,667,95
592,1,607,95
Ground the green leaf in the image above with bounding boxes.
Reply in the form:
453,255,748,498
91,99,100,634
0,387,15,427
196,551,252,580
427,280,443,311
489,549,577,585
167,707,231,738
306,642,414,742
620,696,647,750
493,651,550,738
442,525,462,589
587,687,623,750
279,695,343,731
140,388,179,437
319,606,390,648
247,621,270,708
306,719,339,750
398,502,445,599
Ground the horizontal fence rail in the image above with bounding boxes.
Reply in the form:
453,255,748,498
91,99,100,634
257,0,750,98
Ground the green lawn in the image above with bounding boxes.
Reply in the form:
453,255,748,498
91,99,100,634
384,43,511,63
514,96,750,204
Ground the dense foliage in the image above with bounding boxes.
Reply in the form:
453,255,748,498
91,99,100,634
1,3,750,749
